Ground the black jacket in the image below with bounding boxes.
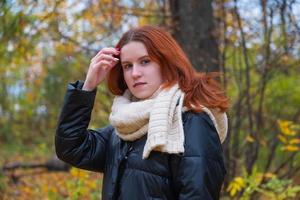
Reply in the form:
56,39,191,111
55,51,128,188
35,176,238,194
55,81,227,200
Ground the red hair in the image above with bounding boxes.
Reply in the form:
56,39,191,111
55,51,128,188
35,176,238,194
107,26,229,112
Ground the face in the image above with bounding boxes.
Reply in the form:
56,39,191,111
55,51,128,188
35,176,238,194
120,41,164,100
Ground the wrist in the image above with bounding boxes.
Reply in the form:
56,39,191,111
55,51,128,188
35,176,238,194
82,82,96,91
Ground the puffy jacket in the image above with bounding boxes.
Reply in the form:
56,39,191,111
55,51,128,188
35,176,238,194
55,81,227,200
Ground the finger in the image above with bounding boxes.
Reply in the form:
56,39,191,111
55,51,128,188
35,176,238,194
91,56,118,68
94,47,119,58
92,60,113,70
92,50,119,63
93,54,119,64
101,47,120,55
106,62,118,71
103,58,119,70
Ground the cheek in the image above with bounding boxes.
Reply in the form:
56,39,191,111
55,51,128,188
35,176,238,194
123,72,131,86
153,68,163,83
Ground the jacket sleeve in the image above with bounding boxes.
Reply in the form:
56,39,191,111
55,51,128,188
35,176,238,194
170,112,227,200
55,80,113,172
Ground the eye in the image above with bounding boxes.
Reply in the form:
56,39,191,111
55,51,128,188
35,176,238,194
123,64,132,70
141,59,150,65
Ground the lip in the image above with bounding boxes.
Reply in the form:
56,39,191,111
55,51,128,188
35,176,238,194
133,82,147,88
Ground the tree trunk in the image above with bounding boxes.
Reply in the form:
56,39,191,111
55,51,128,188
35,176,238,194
169,0,219,72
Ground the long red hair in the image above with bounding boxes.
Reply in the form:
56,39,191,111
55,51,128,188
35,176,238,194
107,25,229,112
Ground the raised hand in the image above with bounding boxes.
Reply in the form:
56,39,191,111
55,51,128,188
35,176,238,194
82,47,120,91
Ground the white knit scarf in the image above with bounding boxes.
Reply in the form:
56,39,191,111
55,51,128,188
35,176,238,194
109,84,228,159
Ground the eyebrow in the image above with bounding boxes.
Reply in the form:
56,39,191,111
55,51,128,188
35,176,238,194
121,55,150,65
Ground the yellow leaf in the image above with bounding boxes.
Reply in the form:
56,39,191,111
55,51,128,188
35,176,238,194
264,172,276,178
78,186,89,195
278,120,296,136
289,138,300,145
277,134,288,144
85,180,97,190
49,187,57,193
227,177,245,197
70,167,78,177
78,170,88,178
283,128,296,136
235,177,245,186
230,187,237,197
281,145,299,152
70,167,88,178
21,186,33,195
246,135,255,143
255,173,264,183
139,17,149,26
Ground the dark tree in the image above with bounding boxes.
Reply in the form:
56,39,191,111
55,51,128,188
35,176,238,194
169,0,219,72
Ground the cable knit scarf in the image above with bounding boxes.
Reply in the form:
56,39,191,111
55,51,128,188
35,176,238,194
109,84,228,159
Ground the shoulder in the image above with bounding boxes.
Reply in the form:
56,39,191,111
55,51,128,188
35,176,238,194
182,111,223,159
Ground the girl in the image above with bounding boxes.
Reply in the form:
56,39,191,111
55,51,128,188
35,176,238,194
56,25,229,200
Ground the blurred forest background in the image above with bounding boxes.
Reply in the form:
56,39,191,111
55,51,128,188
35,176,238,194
0,0,300,199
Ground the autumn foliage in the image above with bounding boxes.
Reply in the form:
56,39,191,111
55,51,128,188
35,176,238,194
1,0,300,199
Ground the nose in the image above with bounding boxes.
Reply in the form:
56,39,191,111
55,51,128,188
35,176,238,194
131,65,142,79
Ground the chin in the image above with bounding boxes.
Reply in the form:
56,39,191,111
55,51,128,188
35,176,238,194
132,92,151,100
134,94,150,100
